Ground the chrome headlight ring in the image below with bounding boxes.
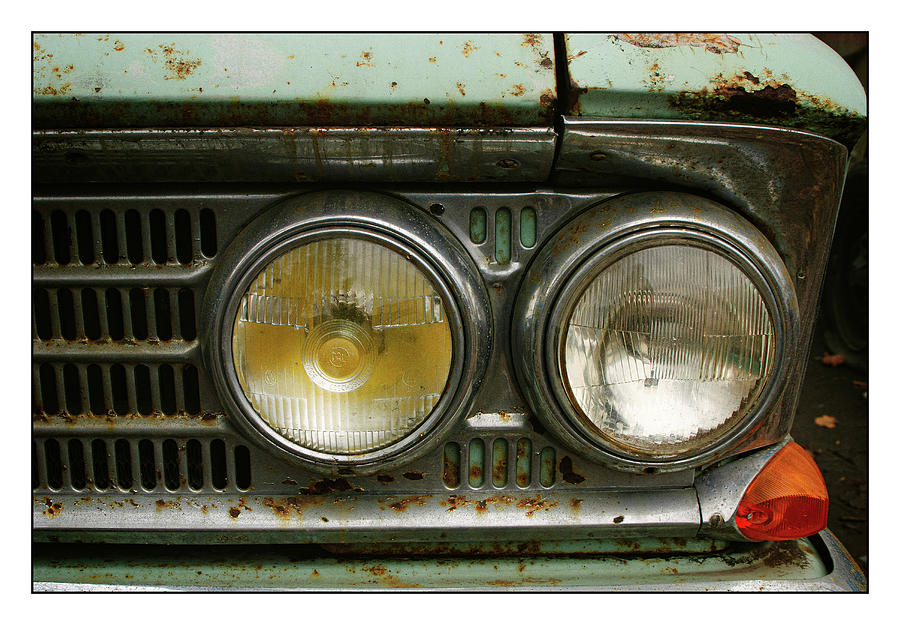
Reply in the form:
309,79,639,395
513,191,799,473
202,190,492,475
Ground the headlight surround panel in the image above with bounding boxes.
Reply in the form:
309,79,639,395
201,190,492,475
514,192,800,473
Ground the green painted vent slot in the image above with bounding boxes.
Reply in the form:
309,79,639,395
442,442,461,488
495,207,511,263
539,447,556,487
468,438,485,487
520,206,537,248
516,438,532,487
469,207,487,244
492,438,508,488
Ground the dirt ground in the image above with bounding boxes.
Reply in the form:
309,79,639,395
791,323,868,574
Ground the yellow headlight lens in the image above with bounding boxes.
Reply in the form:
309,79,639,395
232,237,453,454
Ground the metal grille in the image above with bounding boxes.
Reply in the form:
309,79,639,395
32,199,230,496
32,207,217,267
33,436,252,493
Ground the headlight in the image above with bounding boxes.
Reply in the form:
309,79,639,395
232,237,453,454
203,191,491,474
560,243,774,457
514,192,798,472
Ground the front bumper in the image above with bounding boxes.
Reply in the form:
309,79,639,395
33,529,865,592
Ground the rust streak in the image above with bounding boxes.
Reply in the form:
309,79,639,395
614,33,742,54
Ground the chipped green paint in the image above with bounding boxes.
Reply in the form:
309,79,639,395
468,438,485,488
32,33,557,128
565,34,867,145
469,207,487,244
495,207,511,263
33,538,830,590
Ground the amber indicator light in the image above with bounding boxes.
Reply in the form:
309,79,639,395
735,442,829,541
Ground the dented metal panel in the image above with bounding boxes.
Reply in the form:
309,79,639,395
32,33,557,128
564,33,867,145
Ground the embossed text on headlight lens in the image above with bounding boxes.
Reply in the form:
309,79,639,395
561,244,775,457
232,237,453,455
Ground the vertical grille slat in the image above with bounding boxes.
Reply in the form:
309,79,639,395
57,437,73,490
70,288,85,340
149,364,163,415
200,439,213,491
225,442,238,493
113,209,129,264
90,211,104,266
47,289,62,339
165,210,178,264
99,364,114,415
34,438,48,490
81,436,96,490
124,364,138,415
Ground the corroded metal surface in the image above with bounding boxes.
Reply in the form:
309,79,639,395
32,127,557,183
564,34,867,146
32,34,557,128
33,488,700,543
555,120,847,453
33,533,860,591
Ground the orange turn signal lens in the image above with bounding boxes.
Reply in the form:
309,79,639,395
735,442,828,541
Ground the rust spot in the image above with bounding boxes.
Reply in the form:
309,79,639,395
155,499,181,511
516,495,558,518
310,569,320,577
665,69,865,145
456,82,466,97
461,41,479,58
559,456,585,485
613,515,625,524
522,34,543,48
469,465,482,482
428,57,437,63
540,57,553,69
113,40,125,52
508,83,526,97
356,50,374,68
570,498,584,512
262,495,320,519
486,576,562,586
380,495,431,513
402,471,424,481
492,455,507,484
362,564,420,588
41,497,62,518
229,506,241,518
498,411,511,422
145,44,201,81
614,33,741,54
390,81,398,91
299,477,354,495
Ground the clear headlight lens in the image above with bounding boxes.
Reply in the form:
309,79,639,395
232,237,453,455
561,244,775,458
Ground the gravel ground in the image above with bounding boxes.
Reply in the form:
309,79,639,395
791,322,868,575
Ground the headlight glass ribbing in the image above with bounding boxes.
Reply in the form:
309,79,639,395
561,244,775,458
232,237,453,455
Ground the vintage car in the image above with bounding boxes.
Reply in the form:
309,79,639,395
32,32,867,591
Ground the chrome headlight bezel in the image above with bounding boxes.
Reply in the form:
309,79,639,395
513,192,799,473
202,191,492,475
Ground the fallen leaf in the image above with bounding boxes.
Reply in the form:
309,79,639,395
814,414,839,429
821,352,845,366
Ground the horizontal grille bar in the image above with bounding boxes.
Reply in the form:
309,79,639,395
33,340,199,363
